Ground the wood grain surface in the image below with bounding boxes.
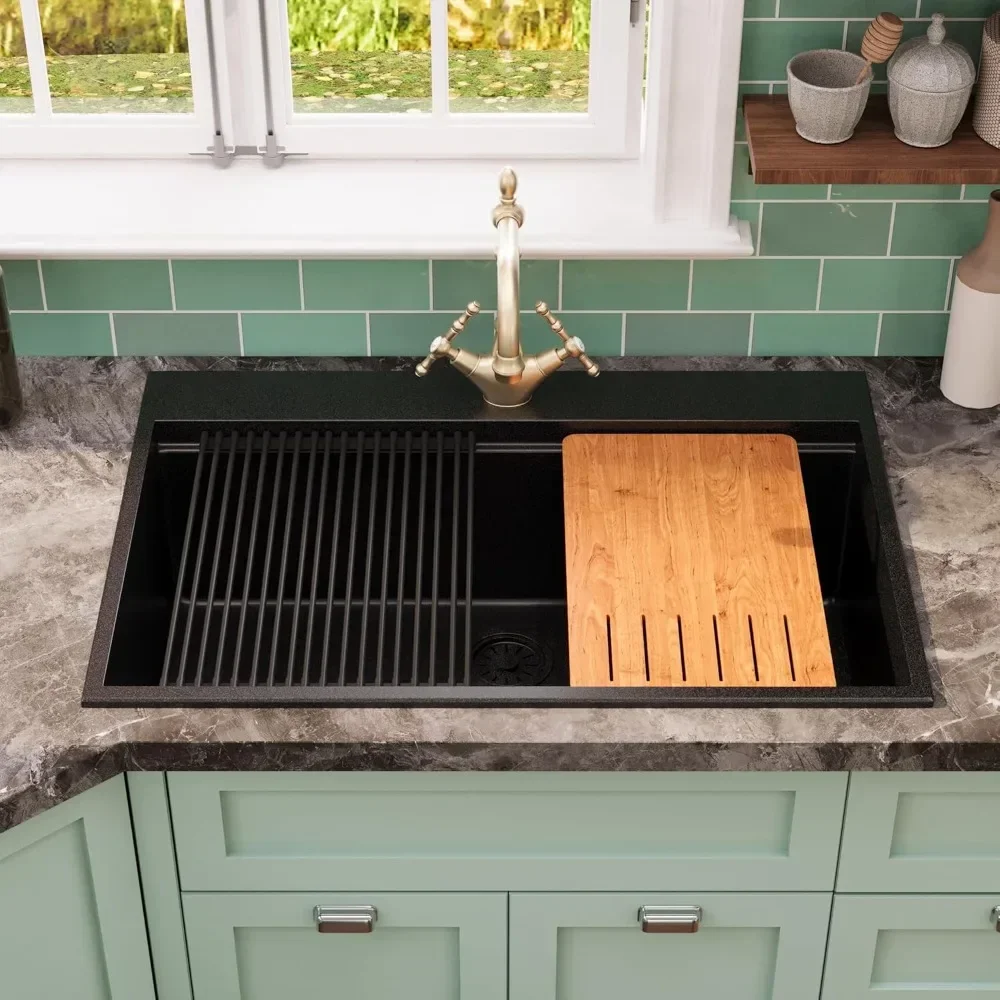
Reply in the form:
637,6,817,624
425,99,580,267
562,434,836,688
743,95,1000,185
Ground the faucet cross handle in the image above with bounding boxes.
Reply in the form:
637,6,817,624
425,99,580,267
415,302,481,377
535,302,600,377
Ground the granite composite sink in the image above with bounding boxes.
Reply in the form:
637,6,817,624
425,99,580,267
83,369,931,707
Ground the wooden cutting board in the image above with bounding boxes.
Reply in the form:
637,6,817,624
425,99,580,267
562,434,836,688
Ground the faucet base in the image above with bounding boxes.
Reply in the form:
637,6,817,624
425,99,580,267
451,347,565,408
483,395,532,408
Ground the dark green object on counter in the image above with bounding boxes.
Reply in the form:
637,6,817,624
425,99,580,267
0,267,23,428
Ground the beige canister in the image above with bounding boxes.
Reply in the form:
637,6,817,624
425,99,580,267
974,13,1000,149
942,191,1000,408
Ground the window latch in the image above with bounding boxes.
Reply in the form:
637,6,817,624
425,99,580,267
257,133,307,168
189,132,235,167
259,132,286,169
208,132,235,168
630,0,642,25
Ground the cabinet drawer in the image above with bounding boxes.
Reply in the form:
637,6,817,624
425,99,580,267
838,773,1000,892
168,772,847,892
510,891,831,1000
183,891,506,1000
822,895,1000,998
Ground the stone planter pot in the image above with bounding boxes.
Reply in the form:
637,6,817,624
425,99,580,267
888,14,975,148
787,49,871,144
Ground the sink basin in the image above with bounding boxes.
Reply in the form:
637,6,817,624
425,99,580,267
84,370,931,707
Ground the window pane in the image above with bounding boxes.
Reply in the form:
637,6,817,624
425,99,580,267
0,1,31,113
287,0,431,114
448,0,589,113
41,0,193,114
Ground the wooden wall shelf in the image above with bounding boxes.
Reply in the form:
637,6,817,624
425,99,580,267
743,95,1000,185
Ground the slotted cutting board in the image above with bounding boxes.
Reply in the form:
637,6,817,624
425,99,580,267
563,434,836,688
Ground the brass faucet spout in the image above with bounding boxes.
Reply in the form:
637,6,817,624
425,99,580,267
414,167,599,406
493,217,524,383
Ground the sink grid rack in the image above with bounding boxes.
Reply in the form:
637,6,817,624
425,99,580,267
158,428,476,689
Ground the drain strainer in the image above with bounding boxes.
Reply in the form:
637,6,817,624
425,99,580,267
472,633,552,686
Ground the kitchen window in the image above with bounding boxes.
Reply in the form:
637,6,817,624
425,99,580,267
1,0,217,155
0,0,750,257
257,0,642,159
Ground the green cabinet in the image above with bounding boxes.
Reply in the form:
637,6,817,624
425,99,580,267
182,891,508,1000
839,773,1000,893
8,768,1000,1000
0,775,156,1000
509,892,831,1000
823,895,1000,998
167,771,848,892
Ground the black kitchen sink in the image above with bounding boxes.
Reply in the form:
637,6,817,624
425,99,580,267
84,370,932,707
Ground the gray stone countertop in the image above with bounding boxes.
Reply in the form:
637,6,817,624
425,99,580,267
1,354,998,831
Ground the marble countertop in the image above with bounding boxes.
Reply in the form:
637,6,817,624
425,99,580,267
2,354,998,831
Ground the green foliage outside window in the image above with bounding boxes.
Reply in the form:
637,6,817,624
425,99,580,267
0,0,589,58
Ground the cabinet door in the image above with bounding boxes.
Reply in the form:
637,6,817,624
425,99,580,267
823,895,1000,999
0,775,156,1000
183,891,507,1000
839,773,1000,893
509,892,830,1000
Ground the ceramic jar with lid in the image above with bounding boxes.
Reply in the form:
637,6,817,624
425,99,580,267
887,12,975,147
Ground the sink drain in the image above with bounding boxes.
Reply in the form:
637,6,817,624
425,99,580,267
472,633,552,686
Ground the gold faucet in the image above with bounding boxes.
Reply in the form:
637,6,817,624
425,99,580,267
415,167,600,407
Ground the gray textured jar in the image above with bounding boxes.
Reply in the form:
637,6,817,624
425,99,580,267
888,13,975,148
787,49,872,144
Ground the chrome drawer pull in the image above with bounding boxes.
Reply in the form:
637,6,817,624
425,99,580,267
638,905,702,933
314,905,377,934
992,906,1000,932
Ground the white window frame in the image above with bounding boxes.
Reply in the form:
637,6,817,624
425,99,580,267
1,0,221,157
256,0,644,159
0,0,750,258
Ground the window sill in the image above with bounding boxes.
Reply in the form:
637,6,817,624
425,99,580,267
0,158,752,259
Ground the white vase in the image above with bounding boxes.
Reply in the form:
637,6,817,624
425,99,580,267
941,192,1000,409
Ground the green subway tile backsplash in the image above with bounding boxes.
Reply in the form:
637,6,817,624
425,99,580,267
8,8,989,359
241,313,367,356
739,20,846,80
830,184,961,201
43,259,172,311
778,0,918,15
933,0,999,16
172,260,301,311
820,259,952,311
626,314,751,356
113,313,240,356
11,313,113,356
692,259,821,311
751,313,879,356
760,202,892,256
302,259,429,311
878,313,951,356
1,261,43,311
890,203,988,257
562,260,689,310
